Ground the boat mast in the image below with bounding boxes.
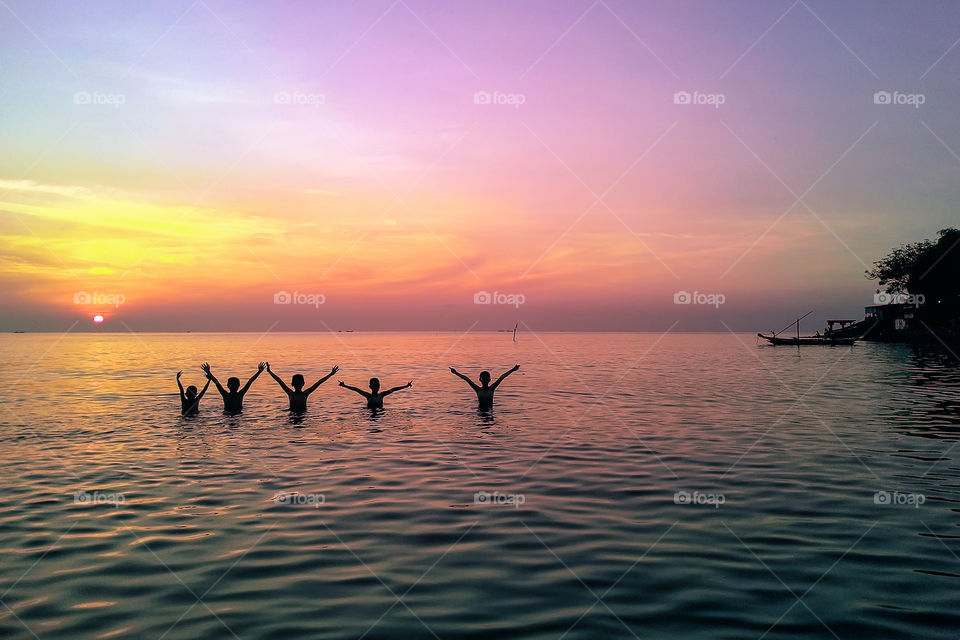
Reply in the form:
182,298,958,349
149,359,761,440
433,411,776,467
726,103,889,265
773,311,813,337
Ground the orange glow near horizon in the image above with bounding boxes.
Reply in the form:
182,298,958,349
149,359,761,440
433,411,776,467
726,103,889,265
1,1,947,330
1,172,870,329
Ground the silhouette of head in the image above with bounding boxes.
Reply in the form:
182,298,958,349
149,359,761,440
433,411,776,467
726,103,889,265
369,377,380,392
186,385,198,398
291,374,304,390
479,371,491,386
227,377,240,392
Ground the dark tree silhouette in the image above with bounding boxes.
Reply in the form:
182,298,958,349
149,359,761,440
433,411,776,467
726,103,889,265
867,228,960,302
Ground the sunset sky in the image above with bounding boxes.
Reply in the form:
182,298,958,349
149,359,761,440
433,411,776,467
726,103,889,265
1,0,958,331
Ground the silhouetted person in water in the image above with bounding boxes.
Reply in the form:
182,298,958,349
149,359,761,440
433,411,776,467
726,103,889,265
265,362,338,412
177,369,211,415
339,377,412,409
450,365,519,410
201,361,265,414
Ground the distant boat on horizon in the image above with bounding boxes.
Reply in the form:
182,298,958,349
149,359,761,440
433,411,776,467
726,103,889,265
758,310,856,346
758,333,856,346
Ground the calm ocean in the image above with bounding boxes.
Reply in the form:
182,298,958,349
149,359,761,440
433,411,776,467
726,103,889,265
1,332,958,639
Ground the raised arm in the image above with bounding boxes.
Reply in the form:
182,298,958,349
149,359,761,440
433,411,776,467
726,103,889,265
383,381,413,396
338,380,370,398
200,362,227,397
176,370,186,399
306,365,339,395
240,362,267,395
450,367,479,391
265,362,292,394
491,365,520,390
196,378,212,400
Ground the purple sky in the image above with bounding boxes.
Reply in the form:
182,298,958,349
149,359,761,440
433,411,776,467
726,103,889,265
1,0,958,332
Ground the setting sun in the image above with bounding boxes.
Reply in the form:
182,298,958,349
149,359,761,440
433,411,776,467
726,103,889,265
1,3,959,639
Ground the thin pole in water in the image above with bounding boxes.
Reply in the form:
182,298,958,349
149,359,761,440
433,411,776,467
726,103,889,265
796,318,801,357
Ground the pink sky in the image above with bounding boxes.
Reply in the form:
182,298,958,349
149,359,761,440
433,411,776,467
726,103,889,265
1,0,958,331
